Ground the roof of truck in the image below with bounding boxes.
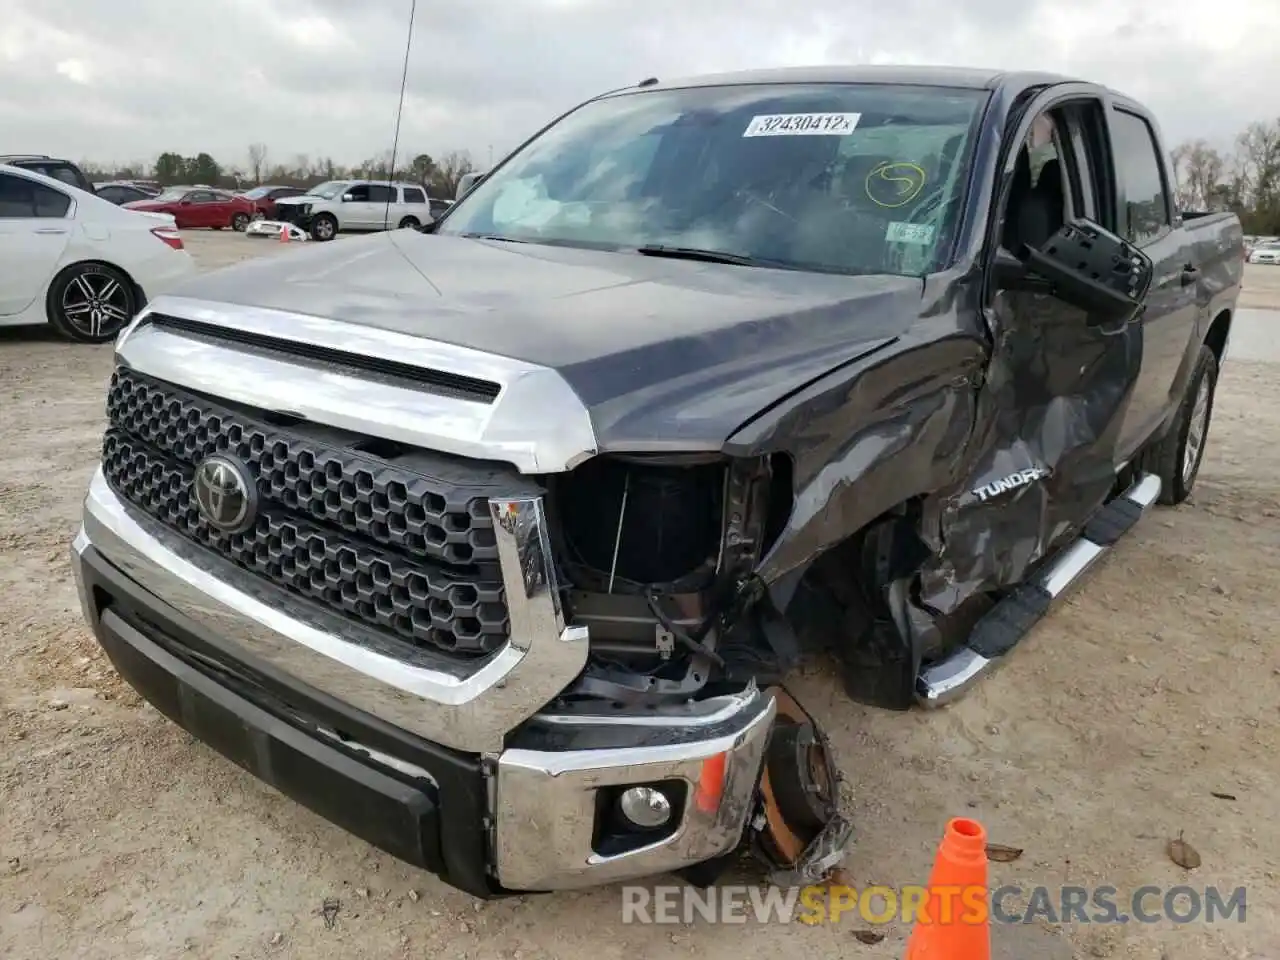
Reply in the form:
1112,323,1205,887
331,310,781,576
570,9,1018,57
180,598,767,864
618,64,1079,94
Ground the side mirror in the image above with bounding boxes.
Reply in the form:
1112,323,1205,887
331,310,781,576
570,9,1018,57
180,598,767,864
1002,218,1154,325
341,193,355,202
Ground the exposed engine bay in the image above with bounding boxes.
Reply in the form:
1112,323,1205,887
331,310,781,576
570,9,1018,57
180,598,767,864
549,452,794,703
547,453,852,880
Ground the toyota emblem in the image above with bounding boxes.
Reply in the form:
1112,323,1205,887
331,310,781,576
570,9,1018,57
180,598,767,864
193,455,257,533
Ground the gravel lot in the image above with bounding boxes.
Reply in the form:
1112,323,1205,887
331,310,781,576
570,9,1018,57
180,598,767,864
2,233,1279,960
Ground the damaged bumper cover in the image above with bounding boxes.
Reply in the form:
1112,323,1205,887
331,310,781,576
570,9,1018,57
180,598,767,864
244,218,311,241
71,471,781,893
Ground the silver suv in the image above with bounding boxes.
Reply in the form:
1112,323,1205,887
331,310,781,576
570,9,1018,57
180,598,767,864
273,179,433,241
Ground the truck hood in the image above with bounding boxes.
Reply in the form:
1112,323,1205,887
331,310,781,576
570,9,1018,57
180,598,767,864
166,231,922,449
274,195,324,206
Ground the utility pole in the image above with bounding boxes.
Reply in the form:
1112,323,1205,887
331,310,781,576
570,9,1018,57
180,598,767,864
488,144,493,168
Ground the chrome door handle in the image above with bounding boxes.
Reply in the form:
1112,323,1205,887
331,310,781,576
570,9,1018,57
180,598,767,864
34,227,68,235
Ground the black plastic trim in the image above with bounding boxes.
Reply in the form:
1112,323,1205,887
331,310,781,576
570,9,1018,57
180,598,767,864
965,581,1053,660
1082,495,1144,546
78,545,498,897
146,314,501,404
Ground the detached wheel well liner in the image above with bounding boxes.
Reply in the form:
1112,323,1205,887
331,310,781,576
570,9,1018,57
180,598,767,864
776,495,937,710
1205,308,1231,363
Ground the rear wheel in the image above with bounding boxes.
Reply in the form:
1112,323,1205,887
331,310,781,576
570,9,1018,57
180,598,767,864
1140,345,1219,505
231,212,251,231
47,262,138,344
311,213,338,241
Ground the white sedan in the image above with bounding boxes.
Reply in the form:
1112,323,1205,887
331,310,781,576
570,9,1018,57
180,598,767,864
0,164,195,343
1248,241,1280,265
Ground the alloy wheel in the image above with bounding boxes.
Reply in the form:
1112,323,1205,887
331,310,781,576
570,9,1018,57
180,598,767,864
61,271,132,339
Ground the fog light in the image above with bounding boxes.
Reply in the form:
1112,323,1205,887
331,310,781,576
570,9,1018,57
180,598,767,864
618,786,673,829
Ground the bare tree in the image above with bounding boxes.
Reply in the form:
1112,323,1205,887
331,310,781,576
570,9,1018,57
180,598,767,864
431,150,477,198
1170,139,1225,210
1235,120,1280,216
248,142,269,184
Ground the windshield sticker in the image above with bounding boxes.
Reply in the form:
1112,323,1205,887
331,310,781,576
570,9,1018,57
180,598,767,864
743,113,861,138
886,221,936,245
865,161,927,207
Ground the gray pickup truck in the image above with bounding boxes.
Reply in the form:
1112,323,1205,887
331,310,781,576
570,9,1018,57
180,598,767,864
72,65,1243,896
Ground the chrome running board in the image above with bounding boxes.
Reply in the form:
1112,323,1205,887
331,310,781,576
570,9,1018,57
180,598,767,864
916,472,1162,707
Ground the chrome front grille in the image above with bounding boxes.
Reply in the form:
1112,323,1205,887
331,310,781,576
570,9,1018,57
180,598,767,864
102,365,520,657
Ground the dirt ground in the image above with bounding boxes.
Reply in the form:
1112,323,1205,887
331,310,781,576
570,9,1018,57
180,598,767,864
2,235,1279,960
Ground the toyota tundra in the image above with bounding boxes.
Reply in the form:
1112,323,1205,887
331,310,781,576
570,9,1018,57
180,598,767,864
71,66,1243,896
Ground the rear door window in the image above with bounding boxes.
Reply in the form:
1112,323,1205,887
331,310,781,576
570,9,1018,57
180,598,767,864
0,174,70,217
1109,109,1172,246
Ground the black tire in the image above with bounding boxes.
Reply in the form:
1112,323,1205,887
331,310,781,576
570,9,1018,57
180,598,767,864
1140,345,1218,505
231,212,251,232
310,214,338,242
398,216,420,230
46,262,138,344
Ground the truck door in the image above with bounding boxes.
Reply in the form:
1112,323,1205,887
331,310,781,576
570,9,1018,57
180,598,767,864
1103,106,1201,458
948,91,1143,592
342,184,375,229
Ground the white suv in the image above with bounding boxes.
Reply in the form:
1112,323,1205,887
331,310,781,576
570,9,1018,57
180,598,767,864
273,180,433,241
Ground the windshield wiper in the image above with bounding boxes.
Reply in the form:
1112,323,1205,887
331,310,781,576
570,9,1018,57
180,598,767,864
636,244,768,267
457,232,530,243
639,244,880,276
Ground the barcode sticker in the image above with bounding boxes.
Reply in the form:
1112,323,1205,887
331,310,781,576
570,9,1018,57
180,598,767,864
743,113,861,137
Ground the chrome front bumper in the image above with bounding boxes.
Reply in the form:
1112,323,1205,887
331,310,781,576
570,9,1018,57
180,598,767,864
76,467,589,754
494,689,775,890
73,471,776,890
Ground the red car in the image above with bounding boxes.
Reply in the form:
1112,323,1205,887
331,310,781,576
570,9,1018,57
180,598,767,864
237,184,307,219
123,186,256,231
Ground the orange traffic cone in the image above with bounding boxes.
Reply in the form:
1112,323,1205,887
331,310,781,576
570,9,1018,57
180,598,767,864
904,818,990,960
279,224,290,243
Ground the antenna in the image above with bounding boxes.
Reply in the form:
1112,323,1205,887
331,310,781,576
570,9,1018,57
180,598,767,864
384,0,418,230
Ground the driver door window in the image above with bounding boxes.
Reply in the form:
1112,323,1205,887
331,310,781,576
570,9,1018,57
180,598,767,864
344,184,372,227
1002,113,1073,255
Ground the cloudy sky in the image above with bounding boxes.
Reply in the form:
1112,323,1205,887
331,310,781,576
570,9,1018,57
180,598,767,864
2,0,1277,173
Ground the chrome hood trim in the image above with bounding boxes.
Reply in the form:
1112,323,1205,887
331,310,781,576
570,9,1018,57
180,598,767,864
115,296,599,475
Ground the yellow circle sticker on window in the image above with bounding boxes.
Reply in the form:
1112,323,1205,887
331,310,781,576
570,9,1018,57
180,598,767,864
865,162,927,208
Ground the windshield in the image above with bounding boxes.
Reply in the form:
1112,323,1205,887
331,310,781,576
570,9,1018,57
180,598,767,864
153,188,188,202
241,186,272,199
439,82,987,276
308,180,350,199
